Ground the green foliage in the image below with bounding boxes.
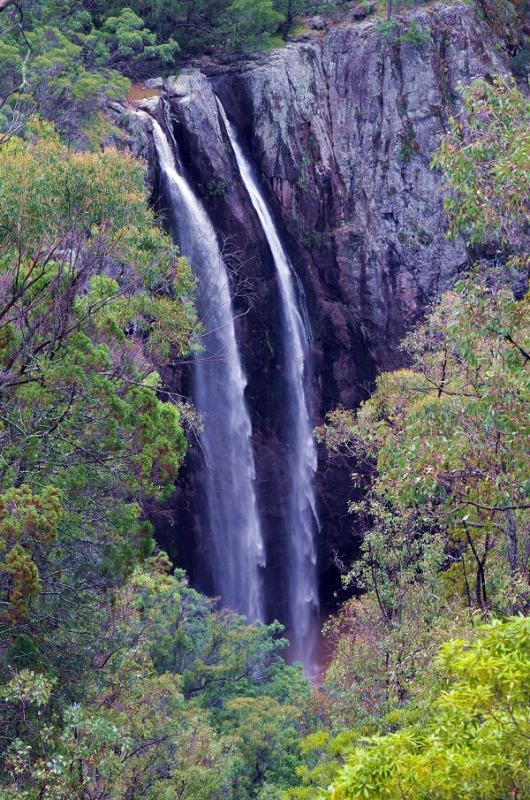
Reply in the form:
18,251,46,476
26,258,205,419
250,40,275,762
0,15,323,793
399,121,419,162
0,127,197,496
90,0,335,59
285,730,355,800
302,230,332,251
399,21,430,45
375,18,399,40
315,86,530,711
376,18,430,46
0,0,340,144
0,123,199,756
327,618,530,800
297,154,310,189
101,7,180,68
0,486,61,621
318,275,529,693
0,17,527,800
1,560,308,799
222,0,284,50
431,75,530,248
0,2,130,142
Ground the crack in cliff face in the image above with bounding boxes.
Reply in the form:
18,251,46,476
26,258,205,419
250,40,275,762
121,1,512,614
317,40,340,189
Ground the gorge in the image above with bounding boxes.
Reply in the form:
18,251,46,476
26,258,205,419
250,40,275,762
122,0,514,670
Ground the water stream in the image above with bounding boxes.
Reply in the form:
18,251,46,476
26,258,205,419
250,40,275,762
142,110,266,622
217,100,319,672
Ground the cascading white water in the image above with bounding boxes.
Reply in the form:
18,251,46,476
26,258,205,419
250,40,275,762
217,101,319,672
140,110,265,621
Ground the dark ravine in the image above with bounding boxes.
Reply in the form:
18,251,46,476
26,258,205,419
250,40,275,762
119,2,509,629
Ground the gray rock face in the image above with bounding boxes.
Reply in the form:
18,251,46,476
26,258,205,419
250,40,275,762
168,3,506,386
220,3,507,372
129,2,508,610
349,3,376,20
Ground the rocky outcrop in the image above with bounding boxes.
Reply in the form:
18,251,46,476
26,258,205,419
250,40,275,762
127,2,509,611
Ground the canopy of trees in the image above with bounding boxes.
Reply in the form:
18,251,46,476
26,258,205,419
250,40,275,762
0,0,336,143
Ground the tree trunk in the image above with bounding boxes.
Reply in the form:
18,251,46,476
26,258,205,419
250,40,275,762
282,0,294,40
505,508,518,575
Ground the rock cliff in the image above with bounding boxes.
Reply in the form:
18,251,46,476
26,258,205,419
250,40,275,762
123,2,511,613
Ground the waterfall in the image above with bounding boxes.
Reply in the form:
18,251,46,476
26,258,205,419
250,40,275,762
140,110,265,622
217,100,319,672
